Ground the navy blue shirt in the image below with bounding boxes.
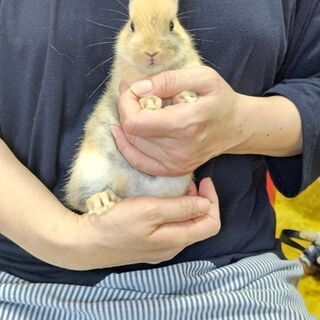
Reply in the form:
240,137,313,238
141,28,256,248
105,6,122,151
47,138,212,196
0,0,319,285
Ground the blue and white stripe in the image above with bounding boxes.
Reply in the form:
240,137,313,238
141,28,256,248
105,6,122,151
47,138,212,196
0,253,314,319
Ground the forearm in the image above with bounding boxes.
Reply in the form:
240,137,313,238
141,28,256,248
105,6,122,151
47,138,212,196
232,94,303,157
0,139,86,269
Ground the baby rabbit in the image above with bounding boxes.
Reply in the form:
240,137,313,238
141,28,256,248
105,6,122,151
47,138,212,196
65,0,203,214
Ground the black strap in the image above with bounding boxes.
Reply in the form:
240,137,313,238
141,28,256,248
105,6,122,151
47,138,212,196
280,229,306,251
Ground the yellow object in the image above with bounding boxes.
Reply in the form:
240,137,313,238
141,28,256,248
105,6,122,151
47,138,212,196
275,179,320,318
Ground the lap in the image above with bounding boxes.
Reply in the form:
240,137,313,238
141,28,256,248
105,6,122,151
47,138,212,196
0,253,314,319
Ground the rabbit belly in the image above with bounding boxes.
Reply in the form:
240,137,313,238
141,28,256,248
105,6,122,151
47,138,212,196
65,133,192,212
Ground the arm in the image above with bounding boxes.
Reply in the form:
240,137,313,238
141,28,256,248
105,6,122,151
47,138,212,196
0,139,220,270
230,94,302,157
257,0,320,196
112,4,320,196
111,67,304,176
0,139,82,267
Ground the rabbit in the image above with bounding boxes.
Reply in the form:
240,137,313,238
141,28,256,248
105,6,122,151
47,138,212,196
65,0,203,214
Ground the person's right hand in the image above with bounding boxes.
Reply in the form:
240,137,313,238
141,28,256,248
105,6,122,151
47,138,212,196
0,139,220,272
74,177,220,270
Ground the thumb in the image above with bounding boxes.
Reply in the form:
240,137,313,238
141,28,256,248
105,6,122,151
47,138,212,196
130,66,218,99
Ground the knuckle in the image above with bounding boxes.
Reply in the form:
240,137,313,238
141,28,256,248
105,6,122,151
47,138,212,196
161,250,179,262
140,200,161,222
202,65,216,77
200,65,219,86
173,163,190,176
170,147,186,162
175,235,189,248
159,70,176,94
118,94,125,111
170,154,193,175
126,133,136,145
214,219,222,235
177,197,196,218
127,154,141,170
184,123,198,138
123,118,137,135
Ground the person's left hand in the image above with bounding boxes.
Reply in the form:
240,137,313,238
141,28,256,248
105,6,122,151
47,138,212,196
110,66,248,176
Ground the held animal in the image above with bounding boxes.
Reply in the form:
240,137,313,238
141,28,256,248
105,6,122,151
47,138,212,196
65,0,203,214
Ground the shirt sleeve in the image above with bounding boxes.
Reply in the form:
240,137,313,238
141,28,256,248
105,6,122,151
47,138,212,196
263,1,320,197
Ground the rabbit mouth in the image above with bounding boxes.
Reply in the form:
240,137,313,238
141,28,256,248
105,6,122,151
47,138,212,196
148,57,159,66
145,63,165,74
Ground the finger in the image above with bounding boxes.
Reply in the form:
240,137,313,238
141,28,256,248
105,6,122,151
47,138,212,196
198,178,220,226
117,87,183,138
156,213,220,247
110,125,171,176
117,87,142,128
156,196,211,224
118,79,167,130
156,177,221,246
198,177,219,204
124,133,181,168
119,80,130,95
131,66,219,99
122,101,199,138
185,181,198,196
124,132,169,159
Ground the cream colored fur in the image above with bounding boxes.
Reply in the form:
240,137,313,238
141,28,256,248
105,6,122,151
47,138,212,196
65,0,202,213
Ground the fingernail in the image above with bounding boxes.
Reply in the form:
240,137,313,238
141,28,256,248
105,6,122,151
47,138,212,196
131,80,153,96
198,198,210,213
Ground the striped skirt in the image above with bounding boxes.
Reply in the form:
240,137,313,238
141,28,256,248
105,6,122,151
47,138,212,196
0,253,315,320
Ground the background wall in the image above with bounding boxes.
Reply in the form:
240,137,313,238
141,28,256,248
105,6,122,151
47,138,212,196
275,180,320,318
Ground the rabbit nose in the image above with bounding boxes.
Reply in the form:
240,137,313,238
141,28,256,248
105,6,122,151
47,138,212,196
145,51,159,58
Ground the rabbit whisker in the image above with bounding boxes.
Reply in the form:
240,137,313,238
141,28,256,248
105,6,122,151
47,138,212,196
86,18,121,31
99,8,129,18
86,41,115,48
178,16,191,20
187,27,217,32
114,0,128,11
194,38,216,43
87,74,112,101
86,56,114,77
111,18,128,23
178,9,201,17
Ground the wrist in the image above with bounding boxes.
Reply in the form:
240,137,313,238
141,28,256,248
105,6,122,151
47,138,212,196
31,208,89,270
67,212,124,270
46,210,112,270
230,94,303,156
225,93,254,154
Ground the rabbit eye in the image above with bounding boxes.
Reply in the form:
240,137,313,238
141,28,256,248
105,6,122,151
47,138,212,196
169,20,174,32
130,22,135,32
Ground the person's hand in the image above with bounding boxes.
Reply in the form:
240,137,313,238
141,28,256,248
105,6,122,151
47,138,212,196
74,177,220,270
111,65,302,177
0,140,220,272
110,66,248,176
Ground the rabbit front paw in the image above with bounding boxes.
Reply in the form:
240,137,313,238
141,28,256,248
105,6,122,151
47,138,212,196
86,190,121,215
173,90,198,104
139,95,163,110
